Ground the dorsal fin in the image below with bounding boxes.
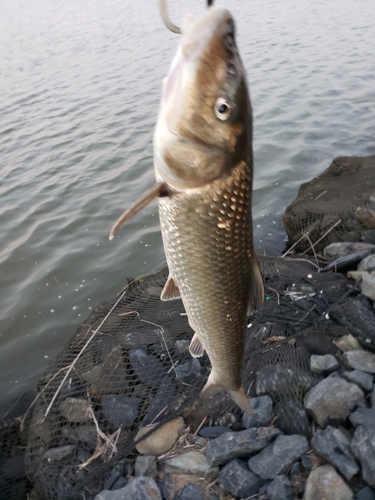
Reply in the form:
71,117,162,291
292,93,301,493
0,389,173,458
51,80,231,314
189,333,205,358
160,274,181,301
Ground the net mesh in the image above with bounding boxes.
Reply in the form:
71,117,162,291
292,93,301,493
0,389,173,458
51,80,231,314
283,155,375,253
17,255,375,500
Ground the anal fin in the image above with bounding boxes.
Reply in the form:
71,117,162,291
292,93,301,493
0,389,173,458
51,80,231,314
160,274,181,301
189,333,205,358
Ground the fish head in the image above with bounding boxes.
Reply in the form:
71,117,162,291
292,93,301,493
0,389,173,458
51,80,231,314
154,6,251,189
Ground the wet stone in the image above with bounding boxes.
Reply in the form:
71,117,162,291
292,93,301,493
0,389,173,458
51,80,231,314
304,376,364,427
205,427,281,467
342,370,373,391
304,464,353,500
343,350,375,374
59,397,91,423
42,445,75,463
242,395,273,428
164,450,219,480
101,395,140,428
94,476,162,500
351,425,375,488
218,458,264,499
135,455,157,480
266,475,293,500
355,486,375,500
174,483,205,500
199,426,231,439
135,417,185,456
175,359,201,379
310,354,339,375
248,435,309,480
362,272,375,301
311,426,359,480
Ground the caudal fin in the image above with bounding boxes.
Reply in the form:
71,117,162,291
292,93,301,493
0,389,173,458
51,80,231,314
200,373,253,415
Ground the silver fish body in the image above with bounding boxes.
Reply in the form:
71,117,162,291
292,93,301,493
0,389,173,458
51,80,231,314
110,6,264,413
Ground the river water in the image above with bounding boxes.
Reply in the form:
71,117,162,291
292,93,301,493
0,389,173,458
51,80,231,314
1,0,374,415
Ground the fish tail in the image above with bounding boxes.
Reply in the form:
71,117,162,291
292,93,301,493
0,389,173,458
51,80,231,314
200,373,253,415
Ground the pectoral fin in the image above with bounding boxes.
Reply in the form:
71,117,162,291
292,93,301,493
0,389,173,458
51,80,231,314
109,182,169,240
247,254,265,315
189,333,205,358
160,274,181,301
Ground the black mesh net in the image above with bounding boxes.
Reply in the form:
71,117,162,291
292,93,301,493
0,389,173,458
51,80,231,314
283,155,375,254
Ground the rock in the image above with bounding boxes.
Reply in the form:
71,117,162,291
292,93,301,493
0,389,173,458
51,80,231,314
362,272,375,301
351,425,375,488
174,483,205,500
342,370,373,391
303,465,353,500
334,335,363,352
104,471,125,491
311,426,359,480
343,350,375,374
135,455,157,480
129,348,169,389
135,417,185,456
199,426,231,439
175,359,201,379
42,445,75,463
310,355,339,375
164,451,219,480
101,395,140,428
242,396,273,428
304,377,364,427
355,486,375,500
142,378,177,427
255,365,316,394
94,476,162,499
274,398,310,437
175,340,190,356
89,346,130,393
62,425,97,449
358,255,375,272
218,458,264,498
301,454,314,471
205,427,281,467
59,398,91,423
157,475,173,500
323,242,375,261
248,435,309,480
266,475,293,500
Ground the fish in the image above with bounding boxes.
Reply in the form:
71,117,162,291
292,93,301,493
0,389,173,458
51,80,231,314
109,5,264,414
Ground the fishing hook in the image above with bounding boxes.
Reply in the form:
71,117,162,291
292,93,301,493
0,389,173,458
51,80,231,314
159,0,214,34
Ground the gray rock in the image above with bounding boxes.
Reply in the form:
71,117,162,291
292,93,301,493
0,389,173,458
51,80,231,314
301,454,314,471
266,475,293,500
323,242,375,260
59,398,91,423
218,458,264,499
310,354,339,375
175,339,190,356
342,370,373,391
174,483,205,500
164,451,219,480
104,471,121,491
42,445,75,463
355,486,375,500
362,272,375,301
199,426,231,438
351,425,375,488
101,395,140,428
343,350,375,374
334,335,363,352
129,348,169,389
205,427,281,466
304,377,364,427
248,435,309,479
94,476,162,500
157,475,173,500
358,255,375,272
242,396,273,428
88,346,130,393
256,364,316,394
311,426,359,480
112,477,128,491
175,359,201,379
303,465,353,500
135,455,157,480
62,425,97,448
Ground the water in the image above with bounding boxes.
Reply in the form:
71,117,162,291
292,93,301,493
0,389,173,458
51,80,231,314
1,0,374,415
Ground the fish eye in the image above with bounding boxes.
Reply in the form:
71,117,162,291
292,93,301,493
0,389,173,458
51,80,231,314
214,98,232,121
